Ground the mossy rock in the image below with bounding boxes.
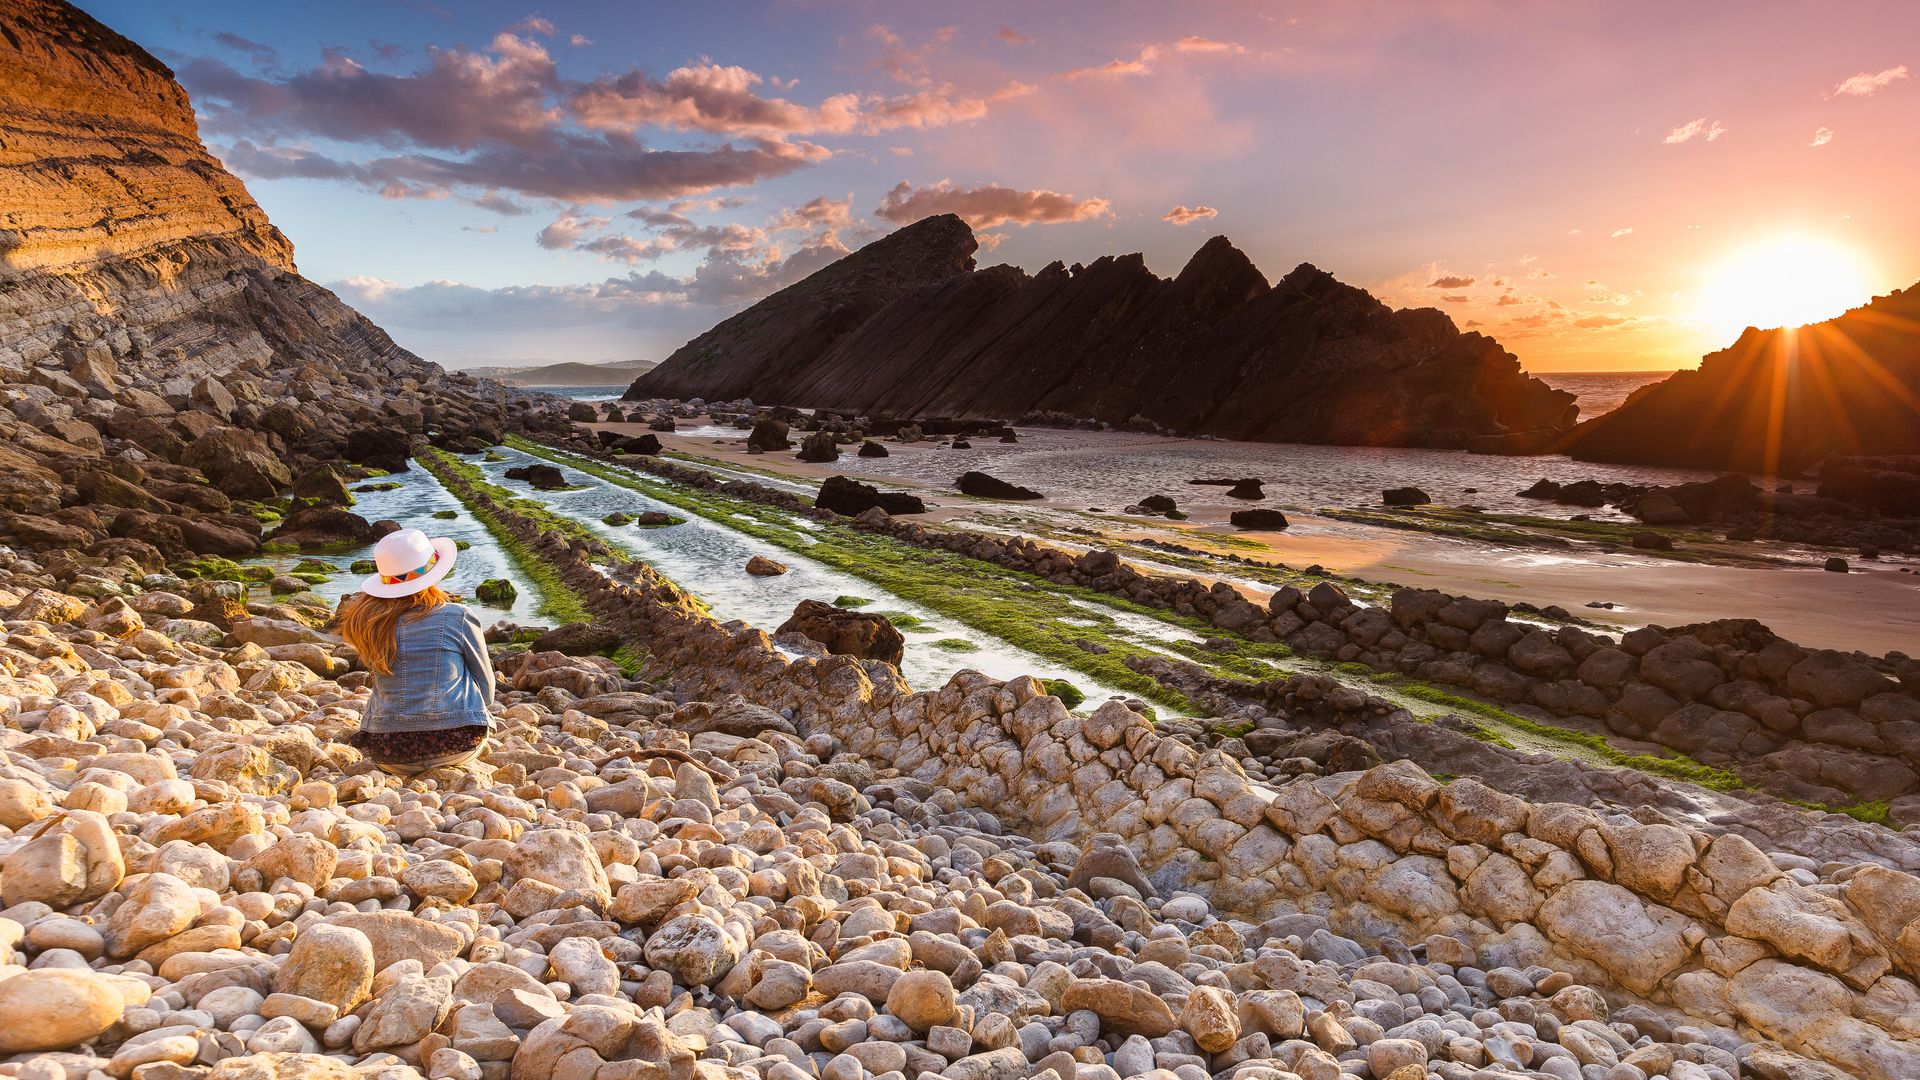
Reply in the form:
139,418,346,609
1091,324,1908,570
833,595,874,608
1042,679,1086,708
483,451,507,462
603,512,634,526
432,509,459,520
350,559,378,574
176,556,246,581
454,539,472,551
354,481,403,493
290,571,332,585
929,638,978,652
292,559,334,574
474,579,518,607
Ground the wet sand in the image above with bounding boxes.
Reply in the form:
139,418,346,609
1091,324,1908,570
591,421,1920,656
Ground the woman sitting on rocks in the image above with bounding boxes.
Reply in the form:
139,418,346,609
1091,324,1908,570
337,528,496,773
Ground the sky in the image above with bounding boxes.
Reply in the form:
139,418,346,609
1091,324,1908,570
95,0,1920,373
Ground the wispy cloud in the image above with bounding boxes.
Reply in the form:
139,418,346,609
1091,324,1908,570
1428,274,1475,288
875,179,1111,229
1662,117,1726,144
1811,126,1835,147
1162,205,1218,225
1826,64,1908,98
211,32,277,66
1611,226,1634,238
996,25,1032,46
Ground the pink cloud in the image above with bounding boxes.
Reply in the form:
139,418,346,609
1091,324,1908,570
1173,36,1246,54
1162,205,1218,225
1662,118,1726,144
1428,273,1475,288
1826,65,1908,98
997,26,1033,46
874,180,1111,229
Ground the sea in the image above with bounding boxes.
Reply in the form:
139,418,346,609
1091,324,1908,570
536,372,1670,418
1538,371,1669,419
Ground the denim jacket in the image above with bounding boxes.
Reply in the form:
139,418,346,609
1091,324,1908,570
360,603,497,734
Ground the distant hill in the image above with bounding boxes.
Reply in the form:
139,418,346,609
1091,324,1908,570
626,214,1576,450
1557,283,1920,472
466,359,657,387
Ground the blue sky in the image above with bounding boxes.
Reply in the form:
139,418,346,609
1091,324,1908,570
92,0,1920,370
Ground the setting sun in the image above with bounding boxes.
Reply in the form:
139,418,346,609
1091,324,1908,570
1697,233,1874,346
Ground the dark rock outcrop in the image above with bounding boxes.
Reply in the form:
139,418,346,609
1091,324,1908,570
1558,284,1920,471
1229,509,1290,530
814,475,926,517
958,471,1043,501
795,430,839,463
776,599,905,666
628,216,1575,449
1382,487,1430,506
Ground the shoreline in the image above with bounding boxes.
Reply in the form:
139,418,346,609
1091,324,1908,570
595,419,1920,656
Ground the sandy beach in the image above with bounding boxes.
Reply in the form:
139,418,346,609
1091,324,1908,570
596,419,1920,656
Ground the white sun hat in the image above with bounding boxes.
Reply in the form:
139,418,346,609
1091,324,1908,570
360,528,459,598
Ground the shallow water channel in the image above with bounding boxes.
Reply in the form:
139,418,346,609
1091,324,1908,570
254,463,543,624
472,446,1134,701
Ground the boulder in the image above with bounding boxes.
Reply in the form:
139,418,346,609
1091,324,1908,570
1230,508,1290,530
531,622,620,656
958,471,1043,500
796,430,840,463
815,475,926,517
269,507,377,549
1382,487,1430,506
184,427,291,499
745,555,788,576
344,428,412,472
776,599,905,665
857,440,889,458
747,418,791,452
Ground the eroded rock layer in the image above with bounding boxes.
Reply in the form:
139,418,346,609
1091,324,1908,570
628,216,1577,450
1559,284,1920,472
0,0,561,563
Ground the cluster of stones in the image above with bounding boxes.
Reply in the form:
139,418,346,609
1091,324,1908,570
10,555,1894,1080
427,437,1920,1078
542,433,1920,816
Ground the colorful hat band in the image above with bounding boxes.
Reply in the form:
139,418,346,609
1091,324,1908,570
379,551,439,585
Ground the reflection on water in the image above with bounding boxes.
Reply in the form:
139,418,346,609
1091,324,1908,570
255,462,544,625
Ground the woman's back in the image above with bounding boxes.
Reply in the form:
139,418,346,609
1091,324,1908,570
362,602,496,734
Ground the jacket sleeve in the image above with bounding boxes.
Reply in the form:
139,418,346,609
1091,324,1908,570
455,606,498,708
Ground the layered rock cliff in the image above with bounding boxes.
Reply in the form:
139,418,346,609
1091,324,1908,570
1559,283,1920,473
0,0,551,562
628,215,1577,449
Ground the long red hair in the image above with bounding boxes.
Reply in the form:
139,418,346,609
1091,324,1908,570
337,586,450,675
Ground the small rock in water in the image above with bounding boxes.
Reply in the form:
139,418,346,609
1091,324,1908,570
1382,486,1430,506
1824,557,1850,573
745,555,789,576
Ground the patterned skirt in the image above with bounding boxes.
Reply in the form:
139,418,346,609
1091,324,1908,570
348,725,490,774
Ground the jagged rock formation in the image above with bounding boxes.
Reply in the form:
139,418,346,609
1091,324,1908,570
628,215,1577,449
1560,284,1920,472
0,0,559,562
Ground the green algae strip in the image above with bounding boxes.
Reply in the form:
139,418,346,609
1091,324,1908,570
511,438,1255,712
416,447,591,625
510,439,1777,794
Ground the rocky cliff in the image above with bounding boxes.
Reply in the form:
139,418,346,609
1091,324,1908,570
1559,283,1920,473
0,0,552,563
628,215,1577,449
